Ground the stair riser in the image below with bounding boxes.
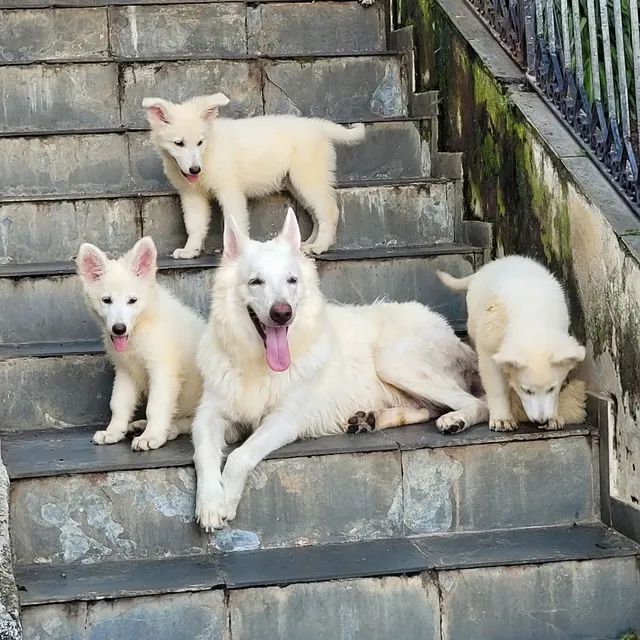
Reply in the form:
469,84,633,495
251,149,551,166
0,184,455,263
2,3,386,63
0,252,473,345
22,557,640,640
0,57,407,135
10,437,596,564
1,122,430,201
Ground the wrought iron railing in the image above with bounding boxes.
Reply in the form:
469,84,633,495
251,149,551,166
468,0,640,210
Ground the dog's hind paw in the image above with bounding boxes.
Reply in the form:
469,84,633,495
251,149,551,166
346,411,376,434
489,417,519,432
360,0,375,5
131,433,167,451
436,412,467,434
172,247,201,260
301,241,330,255
539,416,565,431
93,429,126,445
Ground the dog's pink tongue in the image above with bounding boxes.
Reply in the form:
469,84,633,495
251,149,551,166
264,326,290,372
184,174,199,184
112,336,129,353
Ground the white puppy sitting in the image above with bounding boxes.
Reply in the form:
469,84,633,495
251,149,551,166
438,256,586,431
142,94,365,259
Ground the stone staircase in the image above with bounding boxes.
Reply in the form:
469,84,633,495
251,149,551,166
0,1,639,638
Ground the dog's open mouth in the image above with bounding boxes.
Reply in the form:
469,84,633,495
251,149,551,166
248,307,290,372
180,170,200,184
110,335,129,353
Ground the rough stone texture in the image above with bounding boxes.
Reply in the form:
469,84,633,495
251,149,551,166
0,64,119,133
121,61,262,128
11,452,402,564
230,575,440,640
110,4,246,58
247,2,386,55
263,57,407,120
22,591,227,640
0,8,108,63
439,557,640,639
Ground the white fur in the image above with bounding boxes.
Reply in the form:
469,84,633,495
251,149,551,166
438,256,585,431
192,209,485,530
143,94,365,258
76,238,206,450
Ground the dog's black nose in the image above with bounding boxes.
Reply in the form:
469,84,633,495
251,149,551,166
189,165,201,175
270,303,292,326
112,323,127,336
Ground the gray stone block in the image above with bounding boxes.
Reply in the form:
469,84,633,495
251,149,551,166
0,8,108,63
439,557,640,640
22,602,87,640
402,437,596,534
230,575,441,640
121,61,262,128
11,452,401,564
110,4,246,58
247,3,386,56
263,57,407,120
0,64,119,133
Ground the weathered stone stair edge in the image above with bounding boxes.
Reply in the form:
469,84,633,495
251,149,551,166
2,0,385,7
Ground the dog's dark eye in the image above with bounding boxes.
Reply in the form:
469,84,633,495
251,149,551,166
197,140,204,147
547,386,556,393
128,297,138,305
287,277,298,285
174,140,184,147
101,296,112,304
248,278,264,286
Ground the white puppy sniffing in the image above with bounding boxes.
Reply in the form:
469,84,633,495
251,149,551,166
143,94,365,259
438,256,585,431
76,237,205,450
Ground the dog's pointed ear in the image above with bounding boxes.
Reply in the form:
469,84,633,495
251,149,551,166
76,243,108,284
223,216,247,261
142,97,173,126
129,237,157,279
492,349,525,370
551,337,586,368
279,207,301,252
198,93,230,122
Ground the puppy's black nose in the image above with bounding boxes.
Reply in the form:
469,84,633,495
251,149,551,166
112,323,127,336
189,165,201,175
270,303,292,326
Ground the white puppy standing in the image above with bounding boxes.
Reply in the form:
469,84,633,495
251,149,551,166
438,256,585,431
192,208,485,531
76,238,205,450
143,94,365,259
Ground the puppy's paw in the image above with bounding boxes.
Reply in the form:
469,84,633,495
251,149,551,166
128,419,147,433
360,0,375,5
93,429,126,445
346,411,376,434
301,241,329,255
489,417,519,432
196,480,227,532
131,433,167,451
436,411,468,434
540,416,565,431
172,247,201,260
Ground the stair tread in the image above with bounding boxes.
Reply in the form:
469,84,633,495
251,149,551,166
16,524,639,606
2,422,593,480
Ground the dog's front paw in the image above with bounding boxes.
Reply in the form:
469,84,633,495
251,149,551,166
489,417,519,432
360,0,375,5
436,411,468,434
172,247,201,260
346,411,376,434
301,241,329,255
93,429,126,445
131,433,167,451
540,416,565,431
196,480,227,531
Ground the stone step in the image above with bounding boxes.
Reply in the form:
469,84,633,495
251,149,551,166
17,525,640,639
0,180,455,264
1,3,387,63
0,121,432,201
0,55,408,135
5,424,597,564
2,0,364,8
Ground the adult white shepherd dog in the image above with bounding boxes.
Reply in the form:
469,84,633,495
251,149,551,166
192,208,485,531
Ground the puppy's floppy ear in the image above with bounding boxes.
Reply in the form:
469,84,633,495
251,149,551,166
492,349,525,370
551,336,586,368
129,237,157,279
198,93,230,122
279,207,301,252
142,97,173,126
76,243,108,284
223,216,247,261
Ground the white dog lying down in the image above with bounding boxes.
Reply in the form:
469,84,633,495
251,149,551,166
438,255,586,431
192,208,486,530
143,94,365,259
76,238,205,450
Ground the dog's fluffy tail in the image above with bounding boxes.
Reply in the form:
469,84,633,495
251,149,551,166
322,122,366,145
437,270,474,291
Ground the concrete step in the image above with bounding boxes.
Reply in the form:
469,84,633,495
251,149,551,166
1,3,387,63
0,121,432,202
17,525,640,639
4,424,597,564
0,180,455,264
0,55,408,135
